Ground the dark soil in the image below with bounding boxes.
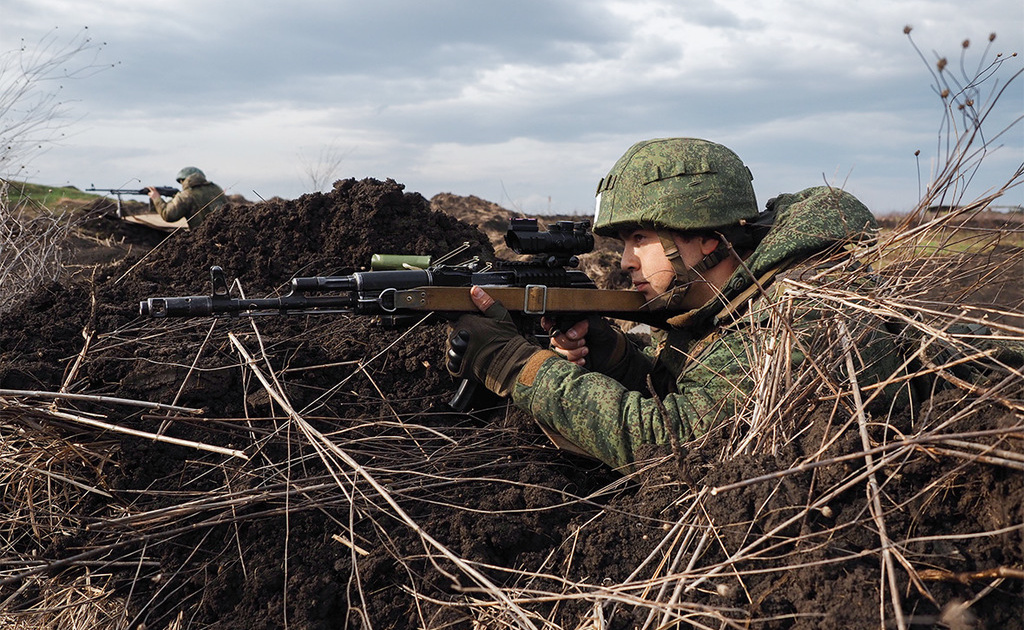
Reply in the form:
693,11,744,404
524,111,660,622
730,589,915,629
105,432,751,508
0,179,1021,629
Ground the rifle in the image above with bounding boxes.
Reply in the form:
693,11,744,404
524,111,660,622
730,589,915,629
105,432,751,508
140,217,659,409
87,186,179,217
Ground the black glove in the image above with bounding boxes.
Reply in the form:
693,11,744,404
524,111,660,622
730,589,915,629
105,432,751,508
446,301,540,397
578,316,629,374
547,315,629,375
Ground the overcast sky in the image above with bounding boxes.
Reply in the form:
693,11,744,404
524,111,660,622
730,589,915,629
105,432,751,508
3,0,1022,216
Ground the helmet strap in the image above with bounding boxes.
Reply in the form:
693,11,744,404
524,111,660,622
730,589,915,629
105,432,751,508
651,232,729,309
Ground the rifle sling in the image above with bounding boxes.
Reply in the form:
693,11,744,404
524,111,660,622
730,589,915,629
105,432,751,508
392,286,650,317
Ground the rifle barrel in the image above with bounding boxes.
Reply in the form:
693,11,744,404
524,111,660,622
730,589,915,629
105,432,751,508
86,186,178,196
140,293,362,318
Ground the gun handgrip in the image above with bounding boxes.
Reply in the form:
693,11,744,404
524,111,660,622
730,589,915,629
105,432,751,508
448,379,477,412
547,312,588,338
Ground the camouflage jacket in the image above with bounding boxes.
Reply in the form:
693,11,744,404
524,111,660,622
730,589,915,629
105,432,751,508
151,173,226,229
511,186,912,471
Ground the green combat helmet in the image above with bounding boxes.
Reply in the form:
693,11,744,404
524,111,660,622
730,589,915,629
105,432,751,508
176,166,206,183
593,138,758,237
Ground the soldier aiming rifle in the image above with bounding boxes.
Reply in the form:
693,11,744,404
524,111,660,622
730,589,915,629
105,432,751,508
90,166,225,230
86,185,178,218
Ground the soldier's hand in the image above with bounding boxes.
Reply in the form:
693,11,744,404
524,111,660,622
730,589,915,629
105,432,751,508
446,287,541,397
146,186,161,201
542,317,590,366
543,315,627,374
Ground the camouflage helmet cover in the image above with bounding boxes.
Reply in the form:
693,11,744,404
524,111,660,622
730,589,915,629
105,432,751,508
593,138,759,237
175,166,206,183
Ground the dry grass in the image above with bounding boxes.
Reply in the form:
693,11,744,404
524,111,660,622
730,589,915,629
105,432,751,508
0,180,73,314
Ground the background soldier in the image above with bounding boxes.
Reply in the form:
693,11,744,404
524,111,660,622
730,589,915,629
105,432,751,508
148,166,225,229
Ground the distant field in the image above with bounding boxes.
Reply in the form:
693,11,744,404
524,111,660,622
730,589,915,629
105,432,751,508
877,211,1024,257
1,180,100,208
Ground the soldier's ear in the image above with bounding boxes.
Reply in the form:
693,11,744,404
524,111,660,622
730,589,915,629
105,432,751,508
698,235,720,256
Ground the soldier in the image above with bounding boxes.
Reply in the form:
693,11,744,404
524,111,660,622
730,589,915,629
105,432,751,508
446,137,915,471
148,166,226,229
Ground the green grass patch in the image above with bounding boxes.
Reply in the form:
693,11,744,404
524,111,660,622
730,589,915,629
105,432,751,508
2,180,102,210
876,225,1024,268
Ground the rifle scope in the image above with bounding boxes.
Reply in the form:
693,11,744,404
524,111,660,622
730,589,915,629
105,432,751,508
504,218,594,257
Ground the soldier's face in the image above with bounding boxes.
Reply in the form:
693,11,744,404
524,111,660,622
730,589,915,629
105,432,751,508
619,229,722,306
618,229,676,301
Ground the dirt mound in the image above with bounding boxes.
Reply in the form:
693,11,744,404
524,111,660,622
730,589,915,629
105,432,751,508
0,181,1022,629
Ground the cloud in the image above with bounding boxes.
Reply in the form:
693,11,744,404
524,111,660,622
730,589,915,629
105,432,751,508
2,0,1021,216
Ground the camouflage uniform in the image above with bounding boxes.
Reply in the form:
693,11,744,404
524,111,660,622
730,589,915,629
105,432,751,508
510,185,914,471
152,171,225,229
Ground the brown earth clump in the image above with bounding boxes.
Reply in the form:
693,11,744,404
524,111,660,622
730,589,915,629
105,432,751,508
0,178,1022,629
